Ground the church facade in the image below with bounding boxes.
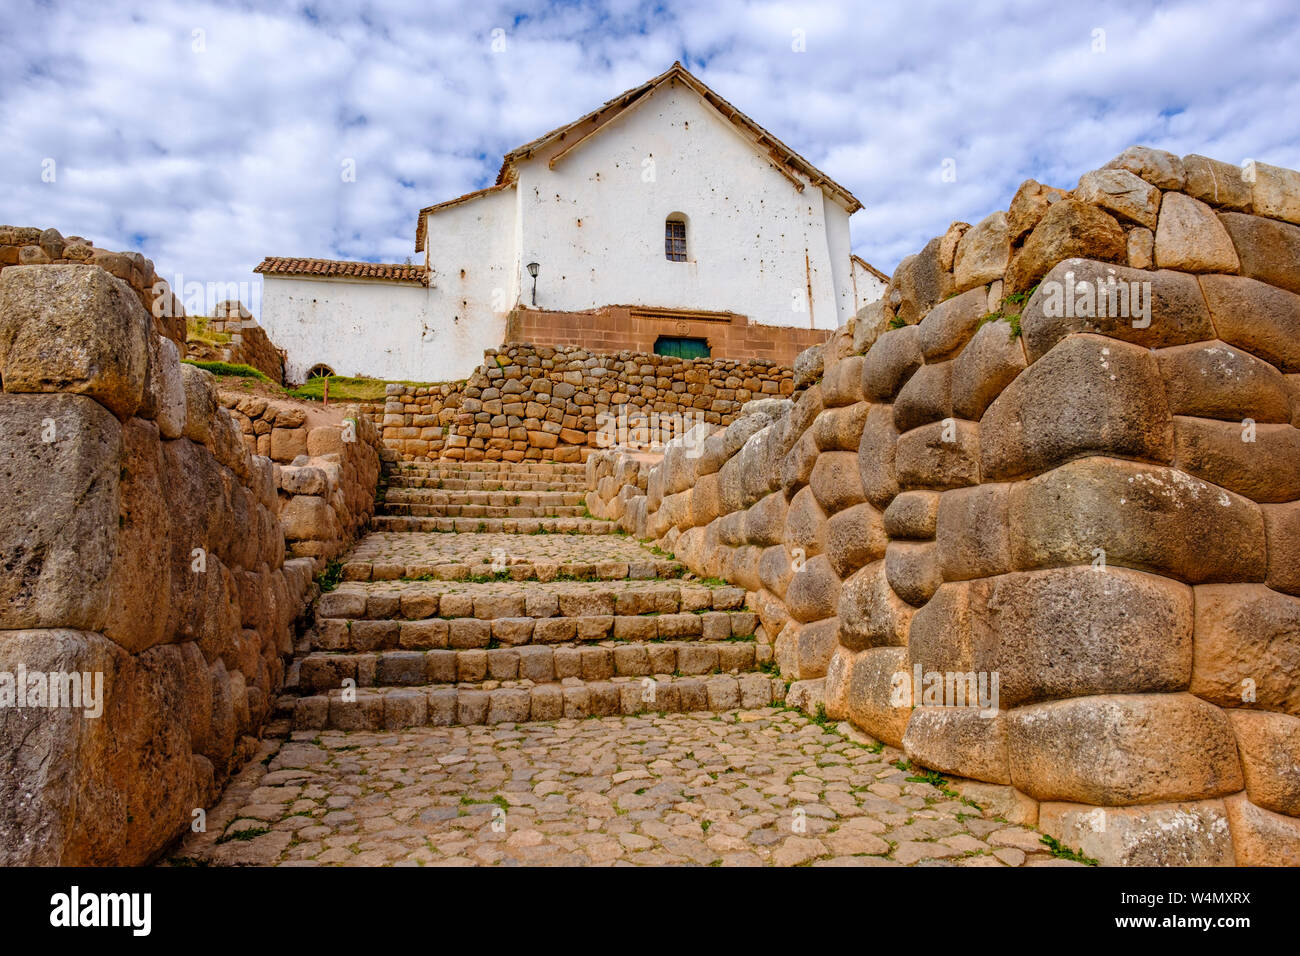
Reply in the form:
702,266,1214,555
258,62,883,385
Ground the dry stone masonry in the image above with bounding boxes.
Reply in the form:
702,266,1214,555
0,224,186,349
586,148,1300,867
286,459,786,733
0,264,380,865
188,300,286,384
374,344,794,465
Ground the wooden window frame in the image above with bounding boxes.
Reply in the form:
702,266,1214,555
665,219,687,262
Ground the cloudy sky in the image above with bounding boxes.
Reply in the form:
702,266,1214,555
3,0,1298,314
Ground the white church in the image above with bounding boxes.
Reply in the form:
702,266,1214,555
257,62,884,384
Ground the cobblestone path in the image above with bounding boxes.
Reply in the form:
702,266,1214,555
174,709,1071,867
173,461,1066,867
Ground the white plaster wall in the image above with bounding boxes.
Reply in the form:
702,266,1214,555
260,276,494,384
510,80,852,331
852,259,888,310
423,184,519,341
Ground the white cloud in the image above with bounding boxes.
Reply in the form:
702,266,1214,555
1,0,1296,317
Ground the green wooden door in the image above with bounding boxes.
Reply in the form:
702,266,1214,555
654,336,710,359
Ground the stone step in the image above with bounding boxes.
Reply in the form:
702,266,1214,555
391,461,587,478
368,515,615,534
294,639,767,692
338,530,682,582
319,578,747,621
338,558,683,583
386,476,588,493
381,503,588,519
312,608,758,652
385,488,587,506
291,672,786,730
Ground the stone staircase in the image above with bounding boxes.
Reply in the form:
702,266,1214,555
287,460,785,730
371,460,616,533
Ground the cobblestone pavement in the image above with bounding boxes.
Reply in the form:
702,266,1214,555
173,709,1074,867
344,530,673,569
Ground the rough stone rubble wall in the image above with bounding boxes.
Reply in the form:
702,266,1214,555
190,300,286,384
371,343,795,464
587,148,1300,867
0,264,380,865
0,224,186,350
222,393,381,567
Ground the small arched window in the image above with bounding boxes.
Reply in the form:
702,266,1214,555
306,363,335,380
665,217,687,262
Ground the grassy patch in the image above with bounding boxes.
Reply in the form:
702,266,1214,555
1040,834,1099,866
286,375,427,403
216,825,270,844
316,559,344,593
184,359,270,381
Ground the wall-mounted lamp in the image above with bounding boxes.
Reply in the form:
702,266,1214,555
526,261,540,306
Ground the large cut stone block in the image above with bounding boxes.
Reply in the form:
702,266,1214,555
1006,693,1243,805
0,394,121,631
783,553,841,624
1198,273,1300,372
1155,339,1292,422
1020,260,1215,361
1189,583,1300,716
950,318,1027,421
808,450,866,515
1226,709,1300,816
1224,793,1300,866
857,403,901,507
1008,456,1266,584
1172,415,1300,502
1005,199,1126,293
0,264,150,420
1154,192,1241,272
980,334,1172,481
1217,212,1300,296
838,560,913,650
908,567,1193,709
934,483,1011,581
1039,799,1234,867
845,646,912,748
903,707,1010,784
824,502,887,578
861,325,922,401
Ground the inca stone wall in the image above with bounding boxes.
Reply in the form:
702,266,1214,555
0,224,187,350
372,343,795,464
188,300,286,384
222,391,381,566
586,147,1300,867
0,264,382,865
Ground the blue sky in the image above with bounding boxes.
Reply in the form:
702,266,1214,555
2,0,1298,314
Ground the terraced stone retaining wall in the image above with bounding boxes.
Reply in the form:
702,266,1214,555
372,343,795,464
0,264,383,864
586,148,1300,867
221,392,382,566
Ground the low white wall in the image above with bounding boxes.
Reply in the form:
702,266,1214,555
259,275,501,384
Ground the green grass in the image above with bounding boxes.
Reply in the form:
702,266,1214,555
183,359,270,381
286,375,427,403
1039,834,1099,866
316,559,344,593
216,825,270,844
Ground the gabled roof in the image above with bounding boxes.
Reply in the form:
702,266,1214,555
414,182,514,254
256,256,428,285
852,254,889,283
415,61,862,251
